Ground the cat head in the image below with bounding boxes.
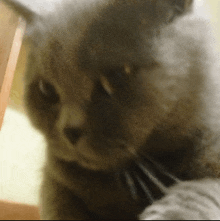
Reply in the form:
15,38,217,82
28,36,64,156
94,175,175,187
5,0,209,172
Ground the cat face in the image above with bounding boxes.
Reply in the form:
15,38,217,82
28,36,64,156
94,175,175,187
9,0,203,171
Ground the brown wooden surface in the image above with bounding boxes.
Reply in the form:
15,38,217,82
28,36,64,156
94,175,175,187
8,41,29,112
0,1,25,129
0,201,40,220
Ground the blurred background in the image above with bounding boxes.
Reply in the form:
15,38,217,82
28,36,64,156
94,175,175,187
0,0,220,219
0,0,57,210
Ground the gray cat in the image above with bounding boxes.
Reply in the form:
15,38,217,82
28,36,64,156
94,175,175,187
3,0,220,219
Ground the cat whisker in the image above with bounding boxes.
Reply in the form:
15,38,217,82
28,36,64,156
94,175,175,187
140,154,181,184
134,173,154,204
112,139,179,199
136,162,168,194
124,171,138,201
115,137,181,186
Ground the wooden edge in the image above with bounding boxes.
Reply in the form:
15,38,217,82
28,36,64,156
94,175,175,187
0,17,26,130
0,200,40,220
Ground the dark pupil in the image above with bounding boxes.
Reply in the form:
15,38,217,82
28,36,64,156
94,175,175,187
105,68,126,88
39,80,59,104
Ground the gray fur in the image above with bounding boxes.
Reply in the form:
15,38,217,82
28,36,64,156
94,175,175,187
4,0,220,219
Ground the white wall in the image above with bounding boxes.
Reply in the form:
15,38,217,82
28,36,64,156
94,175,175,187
0,108,46,205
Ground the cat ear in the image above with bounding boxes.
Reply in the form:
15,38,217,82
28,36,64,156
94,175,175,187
153,0,193,24
170,0,193,14
1,0,40,24
166,0,193,21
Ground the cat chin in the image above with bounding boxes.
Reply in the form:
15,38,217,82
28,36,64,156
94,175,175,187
53,150,124,171
76,158,114,171
74,150,129,171
74,157,132,172
49,141,128,171
75,151,136,172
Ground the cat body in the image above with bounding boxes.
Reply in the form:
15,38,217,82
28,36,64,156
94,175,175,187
3,0,220,219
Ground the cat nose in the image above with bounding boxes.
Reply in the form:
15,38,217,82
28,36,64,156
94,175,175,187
64,127,83,145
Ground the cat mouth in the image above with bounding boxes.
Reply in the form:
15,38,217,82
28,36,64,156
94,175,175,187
74,137,180,200
75,143,180,204
64,133,181,202
75,151,108,170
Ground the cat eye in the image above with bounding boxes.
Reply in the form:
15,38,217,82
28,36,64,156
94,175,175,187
100,76,114,96
99,64,135,96
38,80,60,104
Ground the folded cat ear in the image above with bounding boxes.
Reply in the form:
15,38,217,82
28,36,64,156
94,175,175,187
1,0,40,24
169,0,193,13
166,0,193,22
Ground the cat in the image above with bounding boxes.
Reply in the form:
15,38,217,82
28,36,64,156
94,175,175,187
3,0,220,219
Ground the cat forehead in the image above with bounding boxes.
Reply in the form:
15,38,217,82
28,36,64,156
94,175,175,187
38,0,167,69
3,0,193,55
30,1,159,73
3,0,193,35
17,0,193,85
